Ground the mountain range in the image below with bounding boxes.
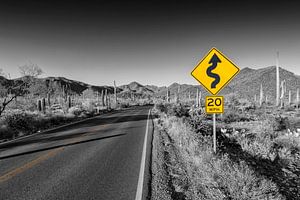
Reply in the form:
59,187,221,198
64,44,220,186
0,66,299,102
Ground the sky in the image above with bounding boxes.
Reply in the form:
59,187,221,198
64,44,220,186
0,0,299,86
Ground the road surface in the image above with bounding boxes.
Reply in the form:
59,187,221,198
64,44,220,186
0,105,153,200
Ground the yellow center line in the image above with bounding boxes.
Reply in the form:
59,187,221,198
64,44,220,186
0,147,64,183
0,124,109,183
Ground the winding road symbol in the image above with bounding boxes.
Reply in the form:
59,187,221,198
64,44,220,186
206,53,221,89
191,47,240,95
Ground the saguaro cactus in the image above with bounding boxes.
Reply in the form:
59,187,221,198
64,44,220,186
280,80,286,108
68,95,72,108
176,85,180,103
276,52,280,106
42,98,46,113
196,88,201,107
296,88,300,108
259,83,264,106
37,99,42,112
105,89,108,108
62,85,66,100
131,92,135,102
107,93,111,109
47,93,51,106
288,90,292,105
114,80,117,106
96,91,99,104
198,90,202,107
166,88,170,103
101,90,104,106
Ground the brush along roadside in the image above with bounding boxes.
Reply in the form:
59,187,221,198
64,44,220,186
152,106,283,200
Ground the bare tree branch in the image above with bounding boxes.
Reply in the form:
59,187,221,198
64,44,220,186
19,63,43,78
0,64,43,116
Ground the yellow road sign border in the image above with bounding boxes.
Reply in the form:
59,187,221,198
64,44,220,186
191,47,240,95
205,96,224,114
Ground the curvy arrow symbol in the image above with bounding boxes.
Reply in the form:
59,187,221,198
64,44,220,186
206,53,221,89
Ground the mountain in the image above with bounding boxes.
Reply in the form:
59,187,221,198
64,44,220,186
118,81,154,98
153,66,300,103
0,76,116,97
0,66,299,103
228,66,300,101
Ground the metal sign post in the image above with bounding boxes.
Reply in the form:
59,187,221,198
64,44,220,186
191,47,240,153
213,113,216,153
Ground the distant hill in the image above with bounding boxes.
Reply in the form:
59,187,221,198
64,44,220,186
0,76,116,97
119,81,154,98
0,66,299,103
228,66,300,101
153,66,300,103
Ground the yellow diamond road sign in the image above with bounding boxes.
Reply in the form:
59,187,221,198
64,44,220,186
191,48,240,95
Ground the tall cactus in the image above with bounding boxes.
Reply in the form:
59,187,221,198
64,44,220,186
259,83,264,106
198,90,202,107
114,80,117,107
196,88,201,107
131,92,135,102
276,52,280,106
96,91,99,104
37,99,42,112
101,90,104,106
166,88,170,103
296,88,300,108
177,85,180,103
47,93,51,106
41,98,46,113
105,89,108,108
62,85,66,100
196,88,199,107
107,93,111,109
288,90,292,105
67,95,72,108
280,80,286,108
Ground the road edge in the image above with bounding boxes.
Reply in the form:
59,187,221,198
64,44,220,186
135,109,151,200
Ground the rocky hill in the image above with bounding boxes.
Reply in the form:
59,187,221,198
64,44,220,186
0,66,299,103
154,66,300,103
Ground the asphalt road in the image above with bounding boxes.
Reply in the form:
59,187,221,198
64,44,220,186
0,105,153,200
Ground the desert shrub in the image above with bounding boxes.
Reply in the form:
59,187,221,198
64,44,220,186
5,112,35,134
275,135,300,151
285,106,296,112
155,103,189,117
159,115,282,199
188,153,282,200
119,102,130,108
270,115,290,131
226,93,240,108
82,99,95,112
229,120,278,160
48,114,71,126
0,125,14,140
68,106,83,116
222,110,250,123
155,103,170,114
238,134,277,160
274,135,300,164
168,104,189,117
186,113,212,135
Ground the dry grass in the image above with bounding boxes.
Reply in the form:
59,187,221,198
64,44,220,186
156,111,283,200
